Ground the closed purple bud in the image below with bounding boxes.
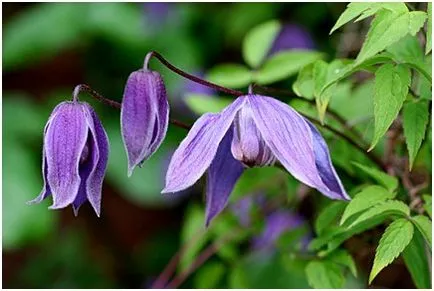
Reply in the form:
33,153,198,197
28,101,109,217
121,70,169,177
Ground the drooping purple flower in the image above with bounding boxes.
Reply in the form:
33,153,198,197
28,101,109,216
163,94,349,225
121,70,169,177
269,24,315,56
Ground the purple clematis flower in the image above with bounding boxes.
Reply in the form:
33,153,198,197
121,69,169,177
28,101,109,216
163,94,349,225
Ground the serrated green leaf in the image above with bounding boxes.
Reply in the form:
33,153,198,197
369,218,414,283
402,228,432,289
305,261,345,288
352,162,398,192
327,249,358,277
341,185,396,225
411,215,432,247
180,203,208,272
194,262,225,289
184,95,232,115
403,100,429,170
242,20,281,68
255,50,323,85
357,10,427,64
311,215,388,255
315,202,347,236
422,195,432,218
206,63,253,88
348,200,410,229
426,3,432,54
330,3,408,35
370,63,411,150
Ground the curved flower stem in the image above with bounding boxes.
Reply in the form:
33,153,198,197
72,84,192,130
76,84,385,170
145,51,244,96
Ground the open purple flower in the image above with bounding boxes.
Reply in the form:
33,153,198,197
163,94,349,225
121,70,169,176
28,101,109,216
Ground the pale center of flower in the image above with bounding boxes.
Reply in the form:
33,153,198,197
231,106,276,168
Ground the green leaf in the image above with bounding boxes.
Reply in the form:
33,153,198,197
403,100,429,170
352,162,398,192
423,195,432,218
369,218,414,283
370,63,411,150
194,262,225,289
292,63,315,99
242,20,281,68
310,215,389,255
314,59,349,122
357,10,427,64
184,95,232,115
206,63,253,88
315,202,347,236
327,249,358,277
411,215,432,247
402,229,432,289
255,50,323,85
330,3,408,34
305,261,345,288
426,3,432,54
348,200,410,229
341,185,396,225
386,35,432,82
179,203,208,272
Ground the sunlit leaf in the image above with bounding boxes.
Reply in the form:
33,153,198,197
369,218,414,283
255,50,323,85
370,63,411,150
357,10,427,64
340,185,396,225
206,63,253,88
242,20,281,68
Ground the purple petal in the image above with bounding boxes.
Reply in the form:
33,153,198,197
45,102,88,209
205,127,244,226
28,103,65,205
162,97,246,193
84,104,110,216
248,95,347,200
305,120,350,200
121,70,168,177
